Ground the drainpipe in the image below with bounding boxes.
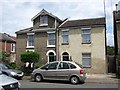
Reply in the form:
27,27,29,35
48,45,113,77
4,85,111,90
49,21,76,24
55,19,59,61
56,28,59,61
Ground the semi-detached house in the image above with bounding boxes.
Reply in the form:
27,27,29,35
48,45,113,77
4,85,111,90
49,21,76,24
16,9,106,74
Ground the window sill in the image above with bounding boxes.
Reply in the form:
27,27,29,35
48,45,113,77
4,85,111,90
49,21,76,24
62,43,69,45
82,42,91,44
47,45,55,48
11,51,15,53
83,66,91,68
39,24,48,26
26,46,34,49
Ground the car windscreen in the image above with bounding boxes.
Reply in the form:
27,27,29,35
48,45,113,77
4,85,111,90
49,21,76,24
0,64,12,69
40,64,50,69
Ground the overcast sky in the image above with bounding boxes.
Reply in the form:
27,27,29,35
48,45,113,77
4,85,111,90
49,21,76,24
0,0,120,46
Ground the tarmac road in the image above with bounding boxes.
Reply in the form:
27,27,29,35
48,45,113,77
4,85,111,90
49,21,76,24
19,78,119,88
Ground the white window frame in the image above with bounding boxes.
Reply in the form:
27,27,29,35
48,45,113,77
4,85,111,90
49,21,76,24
47,31,55,47
27,33,34,48
62,29,69,44
46,50,56,63
61,52,70,61
40,16,48,26
11,43,15,52
82,28,91,44
82,53,91,68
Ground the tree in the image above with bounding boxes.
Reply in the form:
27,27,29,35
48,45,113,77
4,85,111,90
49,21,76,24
21,51,39,63
107,46,115,55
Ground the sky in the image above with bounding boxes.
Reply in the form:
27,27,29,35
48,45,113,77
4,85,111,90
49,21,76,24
0,0,120,46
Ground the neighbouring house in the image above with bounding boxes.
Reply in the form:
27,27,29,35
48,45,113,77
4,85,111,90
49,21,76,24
16,9,62,65
58,18,106,74
114,1,120,55
16,9,106,74
0,33,16,63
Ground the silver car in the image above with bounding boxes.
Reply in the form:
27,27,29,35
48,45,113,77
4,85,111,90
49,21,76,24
31,61,86,84
0,63,24,79
0,71,20,90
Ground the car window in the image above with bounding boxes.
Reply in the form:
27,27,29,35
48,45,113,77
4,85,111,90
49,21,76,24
48,62,58,70
0,64,9,69
58,62,69,69
75,62,83,68
68,63,77,69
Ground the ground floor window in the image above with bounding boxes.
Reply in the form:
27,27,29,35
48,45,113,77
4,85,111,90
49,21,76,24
49,52,55,62
82,53,91,68
62,52,69,61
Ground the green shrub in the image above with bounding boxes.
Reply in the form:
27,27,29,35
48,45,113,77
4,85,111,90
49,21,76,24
21,51,40,63
9,63,16,69
19,65,32,76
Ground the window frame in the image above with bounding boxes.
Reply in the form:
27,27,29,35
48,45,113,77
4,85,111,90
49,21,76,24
48,52,56,62
62,29,69,45
40,15,48,26
62,52,69,61
82,53,91,68
82,28,91,44
11,43,15,52
27,33,34,48
47,31,55,47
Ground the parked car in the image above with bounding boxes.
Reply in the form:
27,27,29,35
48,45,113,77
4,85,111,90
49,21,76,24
31,61,86,84
0,71,20,90
0,63,24,79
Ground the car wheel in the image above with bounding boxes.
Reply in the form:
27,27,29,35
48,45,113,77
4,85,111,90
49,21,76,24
34,74,42,82
70,76,79,84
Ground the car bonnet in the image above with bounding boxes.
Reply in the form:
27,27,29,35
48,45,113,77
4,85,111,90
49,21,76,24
0,74,19,86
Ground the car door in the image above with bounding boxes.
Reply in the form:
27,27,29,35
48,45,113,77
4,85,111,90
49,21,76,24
42,62,58,80
56,62,70,80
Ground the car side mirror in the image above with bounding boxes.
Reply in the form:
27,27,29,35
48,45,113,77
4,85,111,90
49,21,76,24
45,67,49,70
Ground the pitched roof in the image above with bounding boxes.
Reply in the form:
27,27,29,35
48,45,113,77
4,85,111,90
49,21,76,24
59,17,106,28
31,9,62,22
15,27,33,34
0,33,16,43
16,27,56,34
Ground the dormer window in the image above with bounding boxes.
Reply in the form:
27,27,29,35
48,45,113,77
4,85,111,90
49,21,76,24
40,16,48,26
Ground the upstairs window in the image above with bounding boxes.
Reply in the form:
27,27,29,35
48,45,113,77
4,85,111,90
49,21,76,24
62,30,69,44
47,32,55,47
40,16,48,26
82,28,91,44
11,43,15,52
27,33,34,48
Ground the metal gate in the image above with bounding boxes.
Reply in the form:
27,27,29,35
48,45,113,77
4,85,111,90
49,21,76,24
107,55,116,73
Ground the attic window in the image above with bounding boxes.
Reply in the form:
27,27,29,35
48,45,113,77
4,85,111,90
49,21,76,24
40,16,48,26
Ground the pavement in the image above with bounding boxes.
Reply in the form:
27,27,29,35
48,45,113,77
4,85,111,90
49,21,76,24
86,74,119,84
22,74,119,84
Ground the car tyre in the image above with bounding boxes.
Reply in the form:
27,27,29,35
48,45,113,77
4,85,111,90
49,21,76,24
34,74,43,82
70,76,79,84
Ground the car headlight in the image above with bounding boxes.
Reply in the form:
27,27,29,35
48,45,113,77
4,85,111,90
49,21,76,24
10,72,17,76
